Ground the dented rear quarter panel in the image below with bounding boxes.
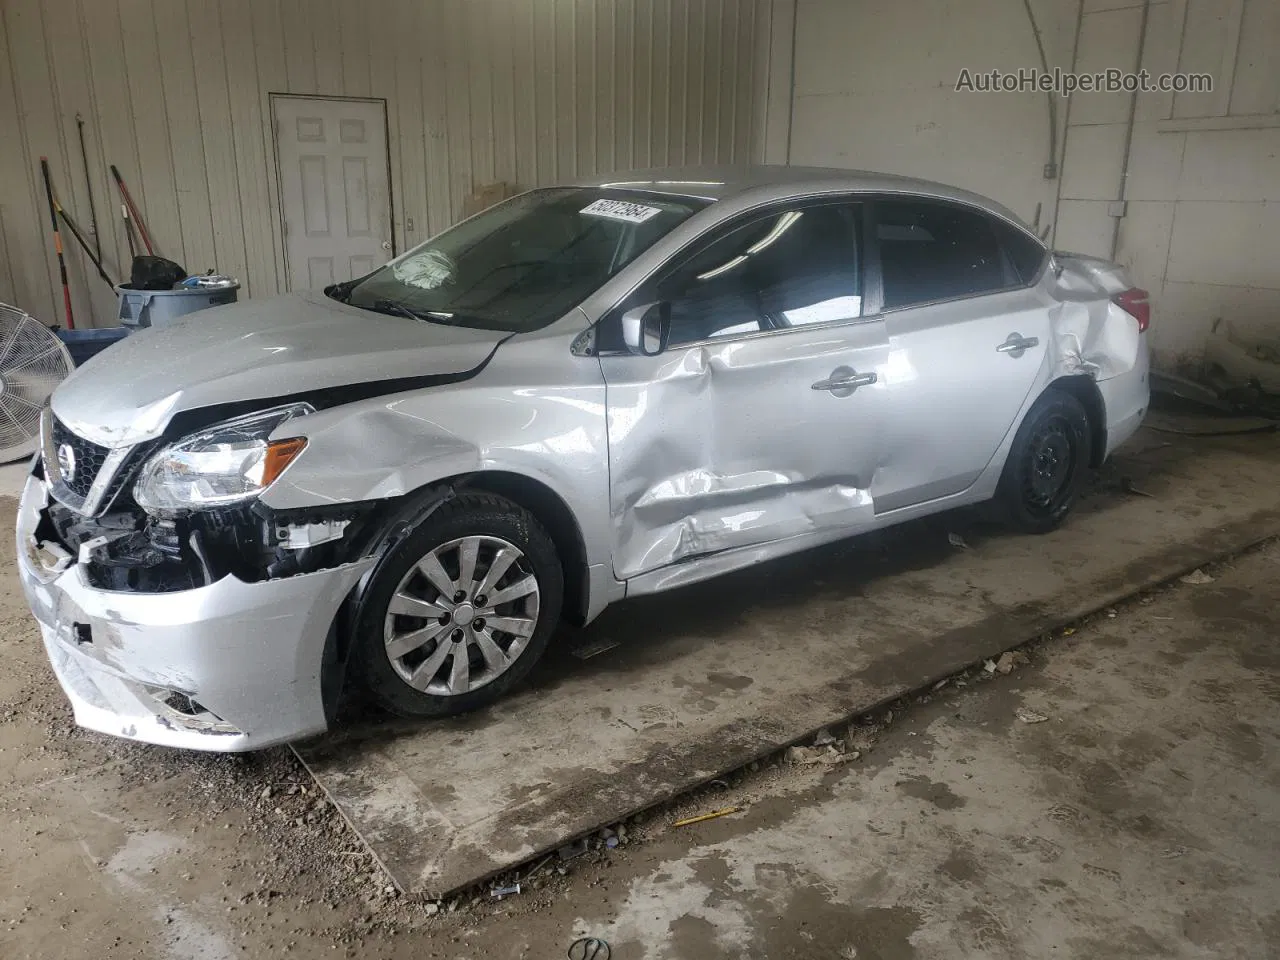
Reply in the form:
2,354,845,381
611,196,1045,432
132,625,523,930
1047,253,1143,381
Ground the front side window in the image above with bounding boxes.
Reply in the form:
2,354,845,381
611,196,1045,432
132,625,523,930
334,188,705,332
876,200,1030,309
647,203,863,348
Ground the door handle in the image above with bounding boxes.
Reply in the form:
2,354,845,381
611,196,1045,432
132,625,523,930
812,368,877,394
996,333,1040,358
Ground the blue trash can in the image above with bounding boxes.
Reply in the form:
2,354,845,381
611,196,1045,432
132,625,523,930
55,327,132,366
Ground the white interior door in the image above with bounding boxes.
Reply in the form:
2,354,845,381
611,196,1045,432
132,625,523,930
272,96,392,291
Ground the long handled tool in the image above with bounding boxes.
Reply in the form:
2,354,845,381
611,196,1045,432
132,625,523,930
121,203,137,259
54,194,117,289
39,157,75,329
75,115,102,264
110,164,153,255
43,160,116,289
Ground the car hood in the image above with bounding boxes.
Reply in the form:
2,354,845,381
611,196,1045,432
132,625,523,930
51,291,508,448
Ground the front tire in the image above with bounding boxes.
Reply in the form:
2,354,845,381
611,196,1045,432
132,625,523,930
995,388,1092,534
352,493,563,718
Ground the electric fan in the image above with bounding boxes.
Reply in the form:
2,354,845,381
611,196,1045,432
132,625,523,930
0,303,75,463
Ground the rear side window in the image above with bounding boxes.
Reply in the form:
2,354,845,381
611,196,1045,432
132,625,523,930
875,200,1029,309
996,221,1048,283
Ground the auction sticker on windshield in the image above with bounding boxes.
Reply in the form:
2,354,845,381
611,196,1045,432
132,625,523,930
580,199,662,224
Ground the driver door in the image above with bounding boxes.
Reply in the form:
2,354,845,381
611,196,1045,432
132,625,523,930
598,200,891,582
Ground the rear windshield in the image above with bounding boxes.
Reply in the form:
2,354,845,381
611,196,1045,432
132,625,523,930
337,188,706,332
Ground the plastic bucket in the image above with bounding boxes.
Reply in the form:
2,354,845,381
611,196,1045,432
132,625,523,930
116,281,240,329
55,327,132,366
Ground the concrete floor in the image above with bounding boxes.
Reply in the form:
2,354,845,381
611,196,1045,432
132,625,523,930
2,428,1279,959
510,539,1280,959
0,459,31,499
301,424,1280,897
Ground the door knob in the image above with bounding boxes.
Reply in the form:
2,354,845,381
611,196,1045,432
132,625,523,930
996,332,1039,358
381,239,393,251
812,366,877,397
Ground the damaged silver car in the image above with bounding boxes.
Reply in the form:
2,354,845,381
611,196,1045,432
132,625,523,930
16,166,1149,750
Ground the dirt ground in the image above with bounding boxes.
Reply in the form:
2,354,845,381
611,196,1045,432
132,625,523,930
2,505,1279,959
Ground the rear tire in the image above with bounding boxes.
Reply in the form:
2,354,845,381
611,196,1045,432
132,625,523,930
352,493,563,719
995,388,1092,534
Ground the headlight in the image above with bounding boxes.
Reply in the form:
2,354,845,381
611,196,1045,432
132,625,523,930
133,404,313,512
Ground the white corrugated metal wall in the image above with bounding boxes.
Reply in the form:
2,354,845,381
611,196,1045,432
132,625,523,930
0,0,767,329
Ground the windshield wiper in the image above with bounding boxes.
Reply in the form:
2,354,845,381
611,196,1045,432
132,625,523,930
370,299,461,326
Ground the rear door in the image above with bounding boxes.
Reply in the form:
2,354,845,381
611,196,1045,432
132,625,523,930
869,198,1052,512
599,200,891,581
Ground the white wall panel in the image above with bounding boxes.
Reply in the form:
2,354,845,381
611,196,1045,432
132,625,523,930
1166,201,1280,290
1062,0,1280,366
1059,123,1128,201
788,0,1078,236
1177,128,1280,202
0,0,763,327
1068,5,1146,127
1114,200,1176,299
787,0,1280,369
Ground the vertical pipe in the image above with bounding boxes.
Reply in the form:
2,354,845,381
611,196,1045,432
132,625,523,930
1050,0,1087,250
784,0,798,164
1020,0,1058,179
1111,0,1152,261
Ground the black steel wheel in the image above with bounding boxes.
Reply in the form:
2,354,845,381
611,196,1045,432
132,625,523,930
995,388,1092,533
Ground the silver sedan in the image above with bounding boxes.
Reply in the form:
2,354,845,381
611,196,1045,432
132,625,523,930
17,166,1149,750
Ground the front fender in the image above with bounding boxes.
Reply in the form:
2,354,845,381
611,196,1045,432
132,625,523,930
256,364,614,579
264,400,482,505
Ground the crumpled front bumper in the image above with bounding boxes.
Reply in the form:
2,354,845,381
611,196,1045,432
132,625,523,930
15,475,375,751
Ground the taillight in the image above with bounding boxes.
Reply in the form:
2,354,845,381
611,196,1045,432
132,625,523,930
1113,287,1150,333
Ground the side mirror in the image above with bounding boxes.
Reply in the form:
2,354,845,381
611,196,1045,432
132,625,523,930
621,301,671,356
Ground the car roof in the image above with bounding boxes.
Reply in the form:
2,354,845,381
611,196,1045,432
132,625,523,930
570,164,1036,236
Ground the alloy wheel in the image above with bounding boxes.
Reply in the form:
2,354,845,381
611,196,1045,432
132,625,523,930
383,535,541,696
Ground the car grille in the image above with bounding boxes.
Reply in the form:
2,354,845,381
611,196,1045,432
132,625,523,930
50,416,109,500
43,415,138,516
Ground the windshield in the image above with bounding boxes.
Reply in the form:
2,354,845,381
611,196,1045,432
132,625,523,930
334,188,706,332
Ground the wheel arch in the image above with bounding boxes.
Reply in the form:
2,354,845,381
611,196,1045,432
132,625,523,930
322,469,593,720
347,470,591,625
1046,374,1107,467
462,470,592,626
